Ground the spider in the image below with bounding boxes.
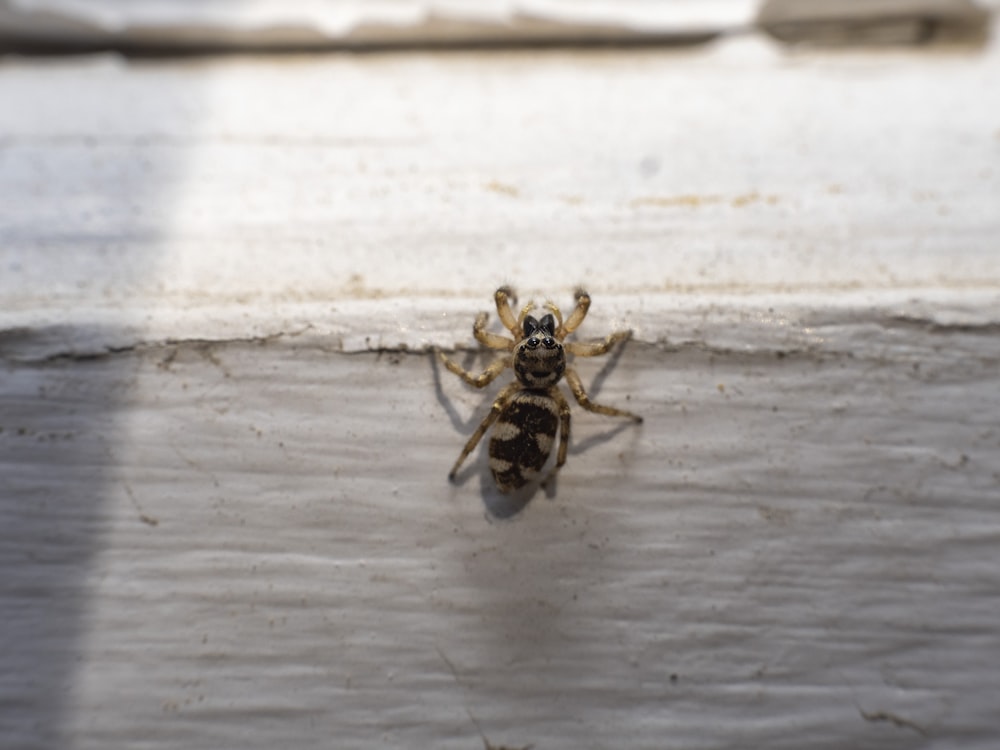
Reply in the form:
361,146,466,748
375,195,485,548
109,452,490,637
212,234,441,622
437,286,642,493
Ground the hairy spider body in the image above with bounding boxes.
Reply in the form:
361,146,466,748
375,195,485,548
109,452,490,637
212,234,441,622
489,391,560,491
437,287,642,493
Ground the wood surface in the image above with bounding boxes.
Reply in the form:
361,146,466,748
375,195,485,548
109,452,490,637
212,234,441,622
2,11,999,749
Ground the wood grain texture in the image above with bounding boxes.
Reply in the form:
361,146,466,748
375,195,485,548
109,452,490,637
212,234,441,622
3,316,999,748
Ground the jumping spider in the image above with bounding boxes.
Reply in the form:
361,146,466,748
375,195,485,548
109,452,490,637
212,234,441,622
437,286,642,493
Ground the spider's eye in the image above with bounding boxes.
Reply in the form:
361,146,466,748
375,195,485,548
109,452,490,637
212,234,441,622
527,337,539,348
543,337,556,348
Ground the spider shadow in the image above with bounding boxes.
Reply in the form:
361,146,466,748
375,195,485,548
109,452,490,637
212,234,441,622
478,470,538,520
568,418,637,458
450,443,538,521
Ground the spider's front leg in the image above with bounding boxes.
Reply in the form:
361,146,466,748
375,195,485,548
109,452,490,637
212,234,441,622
565,329,632,358
473,312,515,351
448,382,519,480
437,350,510,388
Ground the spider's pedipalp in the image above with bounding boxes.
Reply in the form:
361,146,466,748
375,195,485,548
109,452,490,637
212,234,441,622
516,301,537,332
543,301,564,338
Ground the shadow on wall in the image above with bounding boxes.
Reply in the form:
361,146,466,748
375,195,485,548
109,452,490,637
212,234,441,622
0,59,191,745
0,335,139,746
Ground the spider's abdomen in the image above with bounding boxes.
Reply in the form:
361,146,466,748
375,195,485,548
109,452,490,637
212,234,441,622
489,391,559,493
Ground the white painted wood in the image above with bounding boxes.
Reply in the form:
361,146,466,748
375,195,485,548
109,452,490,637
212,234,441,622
2,19,1000,750
0,0,755,49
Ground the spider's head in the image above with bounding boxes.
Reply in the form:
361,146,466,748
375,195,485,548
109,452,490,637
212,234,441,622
513,313,565,389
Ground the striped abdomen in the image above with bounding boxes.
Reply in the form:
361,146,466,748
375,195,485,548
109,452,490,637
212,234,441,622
489,391,559,493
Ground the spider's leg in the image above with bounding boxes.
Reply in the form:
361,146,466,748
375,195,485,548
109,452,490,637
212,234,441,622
437,350,510,388
541,387,571,489
473,312,515,351
565,329,632,357
558,288,591,338
564,368,642,422
448,382,519,480
494,287,520,336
